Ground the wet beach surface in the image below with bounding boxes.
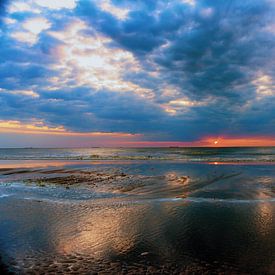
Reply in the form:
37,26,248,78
0,160,274,274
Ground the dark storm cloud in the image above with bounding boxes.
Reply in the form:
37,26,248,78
76,0,187,54
157,1,274,99
76,1,274,94
78,0,275,98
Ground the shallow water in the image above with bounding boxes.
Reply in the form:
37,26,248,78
0,156,274,273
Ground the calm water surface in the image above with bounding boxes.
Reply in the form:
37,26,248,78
0,148,274,273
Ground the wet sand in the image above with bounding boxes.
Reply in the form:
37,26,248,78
0,257,10,275
0,160,274,274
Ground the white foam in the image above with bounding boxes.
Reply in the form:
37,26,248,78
0,194,11,198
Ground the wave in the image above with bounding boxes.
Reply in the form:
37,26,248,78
0,194,11,198
0,155,274,162
156,197,275,204
18,195,275,205
0,147,274,162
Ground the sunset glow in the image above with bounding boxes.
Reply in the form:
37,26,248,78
203,137,275,147
0,120,274,147
0,120,139,138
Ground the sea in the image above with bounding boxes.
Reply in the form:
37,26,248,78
0,146,274,162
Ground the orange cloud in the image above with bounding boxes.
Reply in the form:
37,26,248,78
0,120,140,138
0,120,274,147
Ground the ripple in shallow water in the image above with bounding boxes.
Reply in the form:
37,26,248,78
0,161,274,274
0,197,274,274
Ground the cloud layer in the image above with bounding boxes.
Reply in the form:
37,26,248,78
0,0,274,145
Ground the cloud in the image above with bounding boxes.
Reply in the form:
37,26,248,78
0,88,39,98
7,1,34,13
35,0,77,10
10,17,51,45
98,0,129,20
23,17,51,34
0,0,274,146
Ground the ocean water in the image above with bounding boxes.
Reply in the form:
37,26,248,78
0,146,274,162
0,148,274,273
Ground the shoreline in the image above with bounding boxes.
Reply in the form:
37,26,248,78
0,160,274,202
0,159,274,170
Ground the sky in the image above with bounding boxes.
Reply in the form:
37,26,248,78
0,0,274,147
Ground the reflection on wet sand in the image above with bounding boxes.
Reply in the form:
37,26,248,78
0,159,161,171
256,203,274,237
0,160,274,273
56,204,147,257
0,196,274,274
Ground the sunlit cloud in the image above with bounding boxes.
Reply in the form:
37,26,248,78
8,1,36,13
11,17,51,45
0,89,39,98
0,120,141,138
164,108,177,115
10,31,37,45
253,74,274,98
23,17,51,35
163,97,209,115
169,98,207,107
0,120,67,135
7,0,76,14
34,0,77,10
48,20,153,97
98,0,129,20
161,86,181,98
3,18,16,25
180,0,196,6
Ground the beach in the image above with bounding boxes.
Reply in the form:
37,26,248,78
2,0,275,273
0,148,274,274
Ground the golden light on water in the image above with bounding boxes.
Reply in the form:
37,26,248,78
54,205,149,257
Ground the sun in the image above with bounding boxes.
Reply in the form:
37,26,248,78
214,140,218,145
